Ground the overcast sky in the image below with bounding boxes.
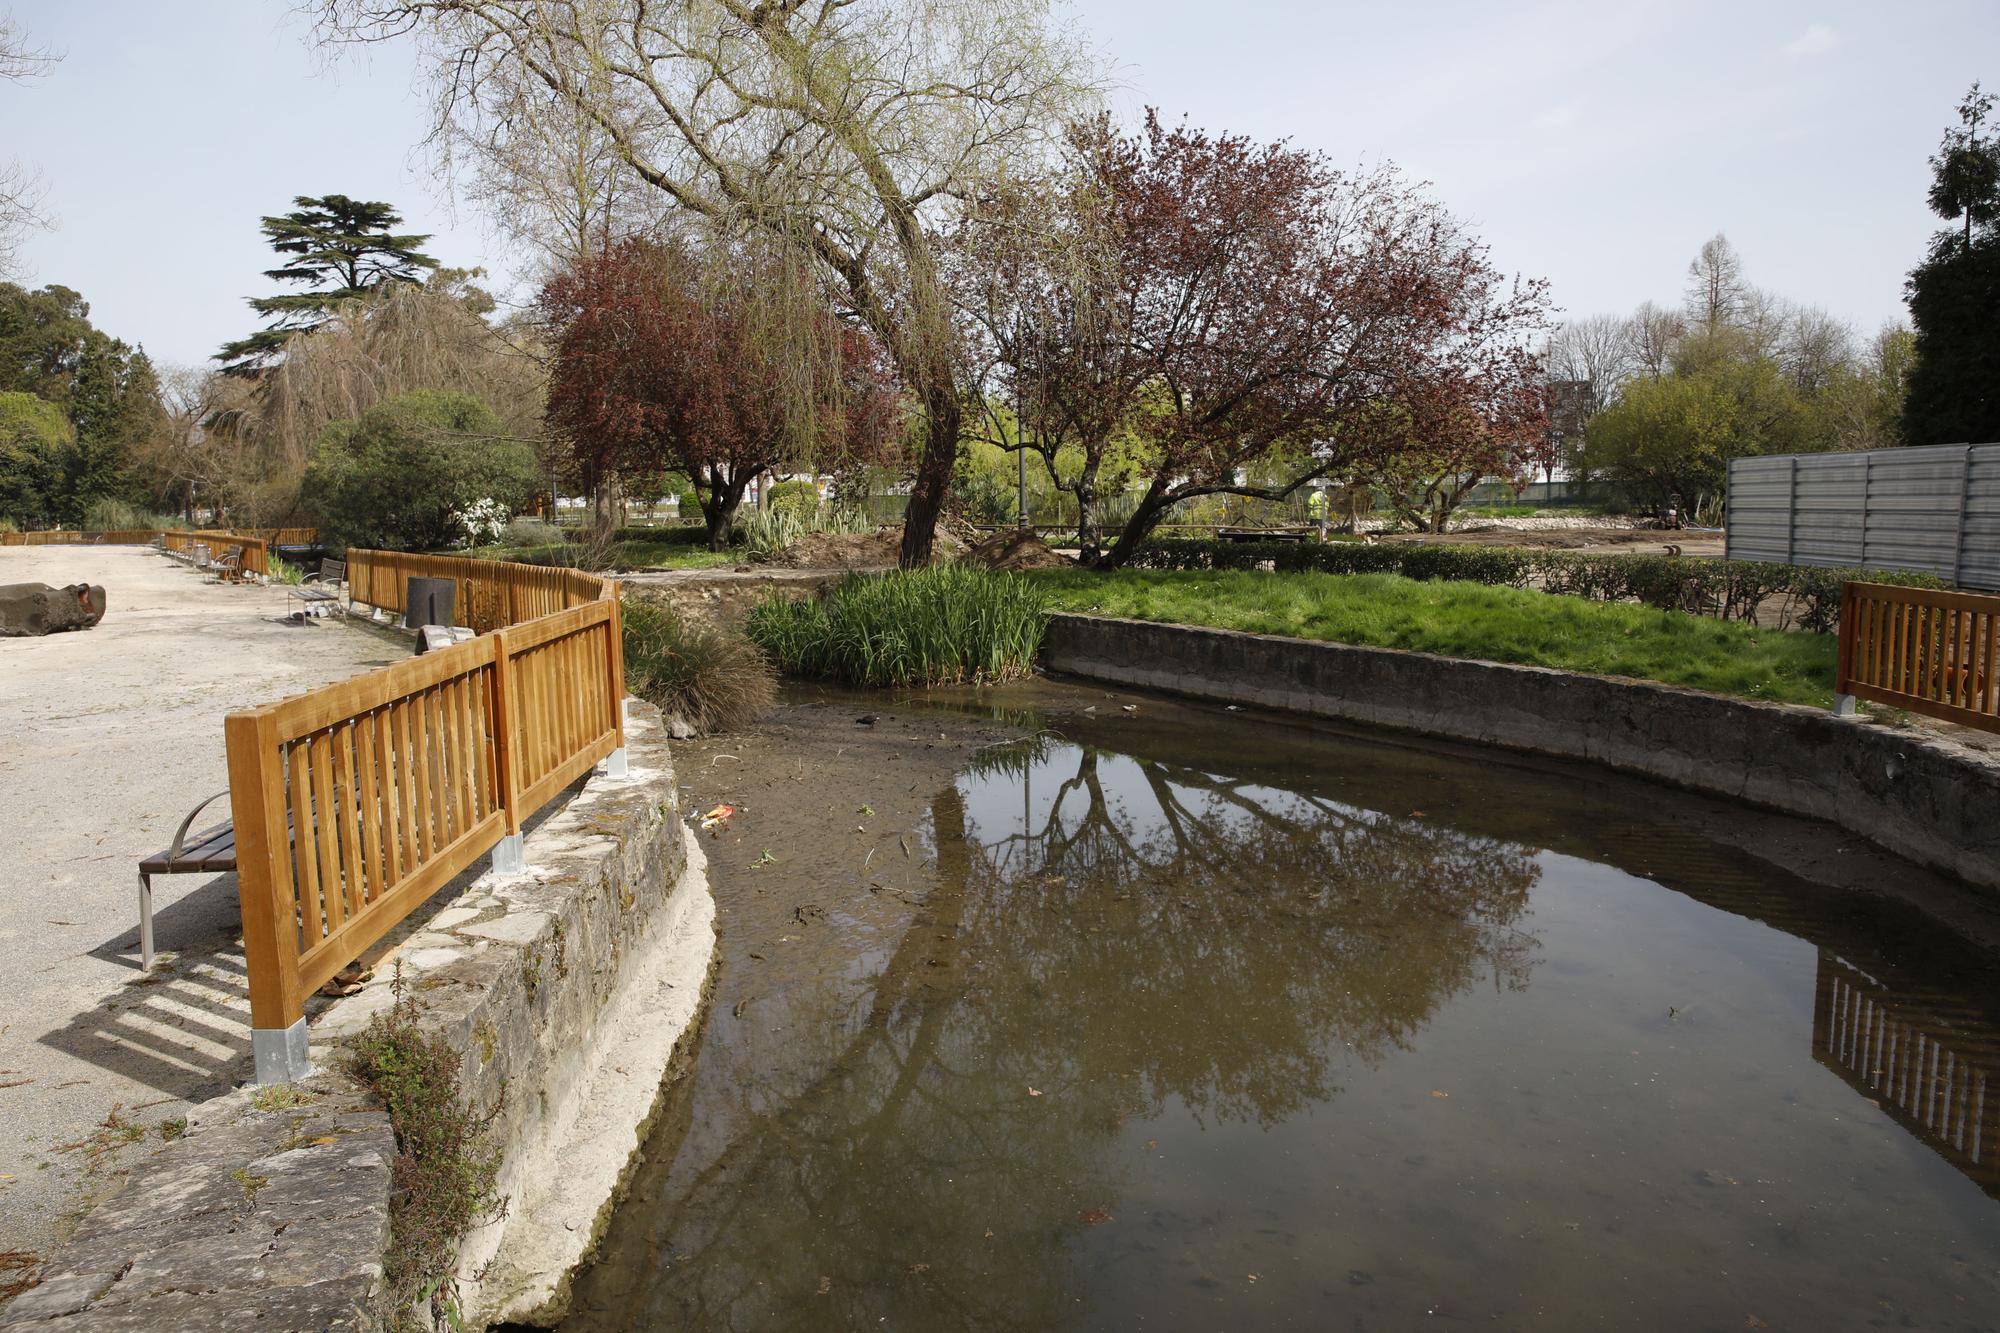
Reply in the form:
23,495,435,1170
5,0,1992,371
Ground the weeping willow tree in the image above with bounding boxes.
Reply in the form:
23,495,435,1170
312,0,1097,567
207,273,548,523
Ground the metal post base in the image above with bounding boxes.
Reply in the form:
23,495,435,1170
1833,693,1858,718
252,1018,312,1085
599,746,629,778
492,831,527,875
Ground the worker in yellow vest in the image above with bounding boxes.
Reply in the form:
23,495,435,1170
1306,485,1328,542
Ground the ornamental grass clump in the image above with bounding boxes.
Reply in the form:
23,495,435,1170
622,597,776,733
746,566,1049,687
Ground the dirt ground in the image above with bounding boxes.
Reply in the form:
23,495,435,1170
1377,524,1727,556
0,547,401,1264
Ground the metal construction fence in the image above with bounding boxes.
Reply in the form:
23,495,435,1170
1727,444,2000,590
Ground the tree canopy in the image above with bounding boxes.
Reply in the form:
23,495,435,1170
1905,83,2000,446
216,195,439,376
952,112,1550,561
313,0,1095,567
0,282,164,526
300,390,537,551
539,235,900,549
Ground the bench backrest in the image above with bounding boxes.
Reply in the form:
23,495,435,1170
321,558,347,584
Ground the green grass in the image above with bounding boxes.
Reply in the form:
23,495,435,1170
467,540,738,571
747,567,1048,687
1034,569,1838,706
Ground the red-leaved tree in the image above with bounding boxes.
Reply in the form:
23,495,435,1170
952,112,1552,564
540,237,901,549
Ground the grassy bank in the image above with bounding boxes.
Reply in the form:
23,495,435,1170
1034,569,1838,707
466,540,738,571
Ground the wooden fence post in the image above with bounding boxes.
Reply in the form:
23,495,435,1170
1833,582,1859,717
225,710,312,1083
606,583,627,749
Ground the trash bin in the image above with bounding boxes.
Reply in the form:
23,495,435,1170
404,576,457,631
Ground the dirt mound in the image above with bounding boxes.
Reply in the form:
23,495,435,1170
765,527,968,570
962,530,1075,570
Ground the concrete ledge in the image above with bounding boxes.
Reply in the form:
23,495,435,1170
0,1080,394,1330
1043,614,2000,892
6,700,716,1331
311,699,714,1328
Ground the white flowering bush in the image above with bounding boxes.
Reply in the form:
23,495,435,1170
453,497,511,547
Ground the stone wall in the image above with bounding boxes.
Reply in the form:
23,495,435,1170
1043,614,2000,892
4,701,715,1331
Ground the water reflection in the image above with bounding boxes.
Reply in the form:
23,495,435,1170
565,693,2000,1332
571,739,1540,1329
1813,951,2000,1199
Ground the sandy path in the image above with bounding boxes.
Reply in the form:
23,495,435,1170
0,547,399,1261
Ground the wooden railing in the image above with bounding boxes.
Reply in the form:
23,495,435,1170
1837,582,2000,730
346,549,611,631
162,529,271,578
225,555,624,1060
2,527,315,551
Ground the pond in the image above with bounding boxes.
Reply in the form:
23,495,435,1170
559,684,2000,1331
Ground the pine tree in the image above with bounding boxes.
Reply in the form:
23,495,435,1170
216,195,438,376
1905,84,2000,445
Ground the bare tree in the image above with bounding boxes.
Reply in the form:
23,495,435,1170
0,12,59,277
1682,232,1749,330
1625,300,1684,378
1779,304,1856,395
313,0,1098,567
1545,313,1634,412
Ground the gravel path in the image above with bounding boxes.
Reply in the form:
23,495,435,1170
0,547,398,1263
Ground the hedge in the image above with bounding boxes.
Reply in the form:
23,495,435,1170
1124,538,1948,633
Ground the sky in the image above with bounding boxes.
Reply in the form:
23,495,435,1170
3,0,1994,371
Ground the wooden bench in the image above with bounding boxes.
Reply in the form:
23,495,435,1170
287,557,348,621
137,792,236,971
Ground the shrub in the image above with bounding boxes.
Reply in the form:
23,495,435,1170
267,555,308,586
765,479,822,514
499,516,564,547
83,497,175,532
346,982,501,1330
301,391,538,552
746,566,1049,687
623,598,777,733
1125,538,1948,632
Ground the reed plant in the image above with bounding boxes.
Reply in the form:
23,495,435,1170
746,566,1049,687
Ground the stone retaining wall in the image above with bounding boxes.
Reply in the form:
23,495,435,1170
1043,614,2000,892
4,700,715,1331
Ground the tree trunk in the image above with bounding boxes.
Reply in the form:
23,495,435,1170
899,385,961,569
1095,491,1174,570
701,474,747,551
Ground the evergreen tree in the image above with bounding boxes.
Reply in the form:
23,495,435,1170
1905,84,2000,445
216,195,438,375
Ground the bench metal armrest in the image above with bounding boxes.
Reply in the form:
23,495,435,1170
170,791,232,859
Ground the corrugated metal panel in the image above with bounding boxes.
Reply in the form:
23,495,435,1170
1725,457,1796,563
1724,443,2000,589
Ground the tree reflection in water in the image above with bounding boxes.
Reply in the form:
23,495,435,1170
566,738,1540,1332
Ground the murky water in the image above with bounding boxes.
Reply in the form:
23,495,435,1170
563,687,2000,1331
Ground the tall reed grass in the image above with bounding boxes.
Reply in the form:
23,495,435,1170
745,566,1049,687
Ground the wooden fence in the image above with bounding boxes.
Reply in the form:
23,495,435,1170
162,529,271,578
225,554,624,1057
1,526,316,550
346,549,611,631
1837,581,2000,730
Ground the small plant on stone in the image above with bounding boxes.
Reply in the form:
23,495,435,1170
346,968,502,1331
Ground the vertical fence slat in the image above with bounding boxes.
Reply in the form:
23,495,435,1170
330,721,366,922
